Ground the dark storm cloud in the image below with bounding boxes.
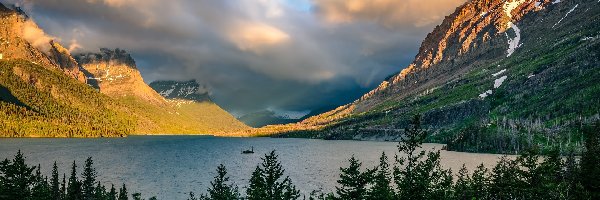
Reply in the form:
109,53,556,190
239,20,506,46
2,0,464,115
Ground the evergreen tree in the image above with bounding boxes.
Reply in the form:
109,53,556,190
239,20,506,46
108,185,117,200
334,156,373,200
368,152,394,200
0,150,36,199
93,182,106,200
131,193,142,200
581,122,600,199
204,164,240,200
564,151,586,199
51,162,61,200
489,156,523,200
393,115,453,200
31,164,52,200
469,164,490,199
81,157,97,200
61,174,67,199
246,166,266,200
66,161,83,200
118,184,128,200
453,165,472,200
246,150,300,200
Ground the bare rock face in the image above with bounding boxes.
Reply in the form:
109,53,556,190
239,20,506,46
0,3,86,82
75,48,166,105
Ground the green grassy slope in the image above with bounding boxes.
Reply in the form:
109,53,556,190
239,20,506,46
0,60,135,137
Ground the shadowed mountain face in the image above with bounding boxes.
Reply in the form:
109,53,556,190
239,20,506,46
149,80,211,102
247,0,600,153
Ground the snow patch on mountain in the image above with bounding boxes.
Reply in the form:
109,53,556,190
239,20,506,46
553,4,578,29
494,76,508,88
479,90,493,99
493,69,507,77
506,22,522,57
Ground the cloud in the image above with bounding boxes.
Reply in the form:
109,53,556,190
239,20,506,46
312,0,466,28
227,22,290,53
7,0,462,116
22,20,54,53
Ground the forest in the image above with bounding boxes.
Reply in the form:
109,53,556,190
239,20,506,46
1,116,599,200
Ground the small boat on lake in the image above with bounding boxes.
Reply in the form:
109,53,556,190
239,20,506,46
242,146,254,154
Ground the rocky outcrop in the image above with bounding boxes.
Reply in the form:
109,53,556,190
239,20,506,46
0,3,85,82
149,80,211,102
75,48,165,105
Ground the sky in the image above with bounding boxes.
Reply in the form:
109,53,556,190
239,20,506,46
4,0,465,116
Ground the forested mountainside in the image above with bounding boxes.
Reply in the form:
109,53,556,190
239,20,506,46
0,3,248,137
76,49,249,135
254,0,600,154
0,4,133,137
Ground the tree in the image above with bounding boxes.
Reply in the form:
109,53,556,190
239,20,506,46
66,161,83,200
131,193,142,200
51,162,61,200
81,157,97,200
108,185,117,200
0,150,36,199
94,182,106,200
368,152,394,200
31,164,52,200
393,115,453,200
334,156,374,200
246,150,300,200
203,164,240,200
581,122,600,199
469,164,490,199
118,184,128,200
453,165,472,200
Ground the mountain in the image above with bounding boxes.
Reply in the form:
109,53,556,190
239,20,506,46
0,3,248,137
76,50,249,135
238,110,305,128
0,3,85,82
149,80,211,102
250,0,600,153
0,3,134,137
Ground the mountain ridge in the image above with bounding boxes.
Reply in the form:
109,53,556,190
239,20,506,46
245,0,600,153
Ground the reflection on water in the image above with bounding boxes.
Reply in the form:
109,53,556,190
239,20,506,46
0,136,513,199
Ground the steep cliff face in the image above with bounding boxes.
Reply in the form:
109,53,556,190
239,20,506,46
262,0,600,153
0,3,85,82
75,48,165,105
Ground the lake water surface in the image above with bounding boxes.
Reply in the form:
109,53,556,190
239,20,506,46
0,136,511,199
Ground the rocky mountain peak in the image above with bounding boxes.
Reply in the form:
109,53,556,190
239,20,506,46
75,48,165,105
149,80,211,102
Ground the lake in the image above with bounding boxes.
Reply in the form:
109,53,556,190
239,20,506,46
0,136,511,199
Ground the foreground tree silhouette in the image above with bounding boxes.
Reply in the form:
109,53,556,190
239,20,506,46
368,152,394,200
50,162,61,200
334,156,374,200
201,164,240,200
246,150,300,200
393,114,453,200
0,150,36,199
82,157,97,200
66,161,82,200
